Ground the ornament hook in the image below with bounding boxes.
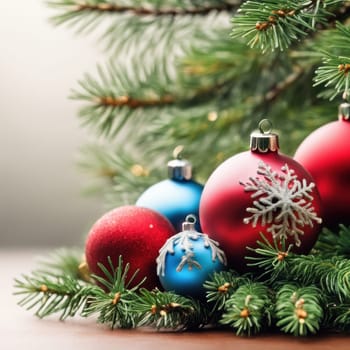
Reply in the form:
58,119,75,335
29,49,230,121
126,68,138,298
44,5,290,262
168,147,192,180
173,145,184,159
258,119,273,134
342,90,350,102
185,214,197,224
182,214,197,231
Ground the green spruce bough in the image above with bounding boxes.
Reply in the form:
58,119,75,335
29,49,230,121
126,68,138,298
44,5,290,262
46,0,350,204
14,225,350,336
16,0,350,336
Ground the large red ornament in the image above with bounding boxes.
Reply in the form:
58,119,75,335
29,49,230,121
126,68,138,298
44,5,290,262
85,206,176,290
200,121,323,271
294,103,350,228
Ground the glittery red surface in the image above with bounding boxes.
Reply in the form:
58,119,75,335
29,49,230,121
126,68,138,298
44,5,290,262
85,206,176,290
200,151,323,272
295,119,350,228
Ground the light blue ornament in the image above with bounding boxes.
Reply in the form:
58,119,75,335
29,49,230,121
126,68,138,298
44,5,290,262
136,158,203,231
156,215,227,298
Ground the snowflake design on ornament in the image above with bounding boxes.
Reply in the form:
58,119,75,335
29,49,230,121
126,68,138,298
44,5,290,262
156,230,227,277
239,162,322,246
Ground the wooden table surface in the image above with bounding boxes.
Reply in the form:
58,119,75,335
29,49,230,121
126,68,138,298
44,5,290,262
1,248,349,350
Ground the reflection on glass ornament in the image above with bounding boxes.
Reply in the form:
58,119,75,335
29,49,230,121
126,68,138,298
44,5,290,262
156,215,227,298
136,155,203,231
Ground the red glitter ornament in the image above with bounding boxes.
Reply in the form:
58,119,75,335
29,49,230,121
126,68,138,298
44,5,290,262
200,120,323,271
294,103,350,228
85,206,176,290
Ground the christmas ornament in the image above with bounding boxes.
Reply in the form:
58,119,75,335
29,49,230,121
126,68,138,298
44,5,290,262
294,103,350,228
136,155,203,231
85,205,176,290
156,215,226,298
200,120,323,271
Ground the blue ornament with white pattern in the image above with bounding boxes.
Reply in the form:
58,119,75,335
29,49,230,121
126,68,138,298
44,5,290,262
156,215,227,298
136,157,203,231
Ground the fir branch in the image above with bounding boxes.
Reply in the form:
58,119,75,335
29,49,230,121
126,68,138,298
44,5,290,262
47,1,234,75
246,234,293,283
13,255,146,328
314,22,350,100
13,249,96,319
50,1,241,17
72,58,240,139
231,0,341,52
14,272,98,320
247,234,350,301
290,255,350,302
220,282,273,336
92,256,145,293
35,248,85,280
71,60,175,138
264,64,304,102
78,143,119,183
13,239,350,335
327,302,350,331
183,299,212,330
275,284,324,336
83,287,137,329
204,270,253,312
131,288,205,330
78,143,165,205
98,94,174,108
82,256,145,329
313,224,350,258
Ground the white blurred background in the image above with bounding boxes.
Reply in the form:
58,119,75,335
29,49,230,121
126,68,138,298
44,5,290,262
0,1,106,247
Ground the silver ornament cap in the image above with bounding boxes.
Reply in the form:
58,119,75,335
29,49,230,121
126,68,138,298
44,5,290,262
250,119,279,153
168,158,192,180
338,102,350,121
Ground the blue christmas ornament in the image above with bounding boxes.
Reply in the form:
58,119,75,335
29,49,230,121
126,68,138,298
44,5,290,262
136,157,203,231
156,215,227,298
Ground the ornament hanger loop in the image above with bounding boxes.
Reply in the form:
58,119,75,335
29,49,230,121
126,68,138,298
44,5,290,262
182,214,197,232
185,214,197,224
258,119,273,134
250,119,279,153
342,90,350,102
173,145,184,159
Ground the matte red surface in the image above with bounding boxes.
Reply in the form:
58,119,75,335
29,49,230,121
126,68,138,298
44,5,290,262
295,118,350,228
85,206,176,290
200,151,323,271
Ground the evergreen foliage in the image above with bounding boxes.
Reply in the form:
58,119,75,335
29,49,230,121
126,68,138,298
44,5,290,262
45,0,350,205
220,282,272,336
13,0,350,337
14,272,96,320
14,226,350,336
275,284,324,336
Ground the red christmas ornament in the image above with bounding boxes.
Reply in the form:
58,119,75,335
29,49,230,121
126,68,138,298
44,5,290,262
294,103,350,228
85,206,176,290
200,120,323,271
